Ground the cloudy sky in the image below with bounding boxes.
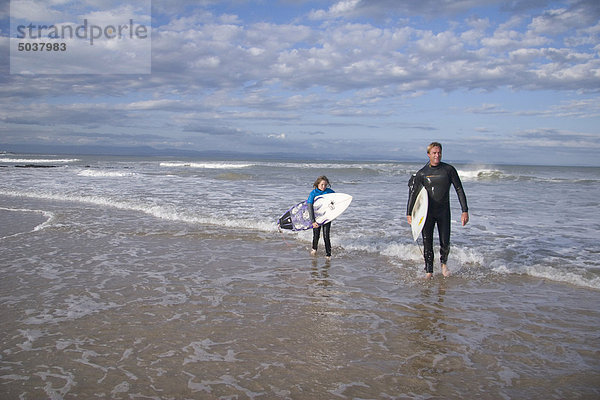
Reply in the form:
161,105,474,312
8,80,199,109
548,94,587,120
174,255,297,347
1,0,599,166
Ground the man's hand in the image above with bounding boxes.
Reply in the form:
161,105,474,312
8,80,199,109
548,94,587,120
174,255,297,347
461,212,469,226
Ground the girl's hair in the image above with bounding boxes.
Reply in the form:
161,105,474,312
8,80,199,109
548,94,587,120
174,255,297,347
313,175,331,188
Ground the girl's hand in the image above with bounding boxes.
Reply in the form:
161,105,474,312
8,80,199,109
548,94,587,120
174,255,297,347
312,222,319,229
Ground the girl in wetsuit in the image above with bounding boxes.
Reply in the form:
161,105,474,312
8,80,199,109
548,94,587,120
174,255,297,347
307,176,334,258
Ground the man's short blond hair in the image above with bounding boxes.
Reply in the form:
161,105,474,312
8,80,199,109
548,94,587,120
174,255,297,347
427,142,442,153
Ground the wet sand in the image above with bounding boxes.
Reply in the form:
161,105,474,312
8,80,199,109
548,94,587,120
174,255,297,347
1,198,600,399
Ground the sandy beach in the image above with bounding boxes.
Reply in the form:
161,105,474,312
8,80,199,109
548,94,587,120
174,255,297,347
2,192,599,399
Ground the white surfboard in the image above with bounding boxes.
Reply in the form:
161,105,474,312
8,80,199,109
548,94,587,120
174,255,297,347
411,186,428,241
313,193,352,225
278,193,353,231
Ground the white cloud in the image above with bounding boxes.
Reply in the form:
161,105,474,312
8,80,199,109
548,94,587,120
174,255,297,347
2,0,599,165
309,0,361,20
125,99,183,110
10,0,64,22
529,1,600,34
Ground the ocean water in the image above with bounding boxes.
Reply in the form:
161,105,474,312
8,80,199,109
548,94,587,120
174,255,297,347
1,154,599,399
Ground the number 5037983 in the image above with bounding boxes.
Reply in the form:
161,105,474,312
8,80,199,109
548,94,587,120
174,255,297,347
18,42,67,51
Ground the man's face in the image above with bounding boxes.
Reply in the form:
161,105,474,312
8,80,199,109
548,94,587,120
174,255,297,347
428,146,442,166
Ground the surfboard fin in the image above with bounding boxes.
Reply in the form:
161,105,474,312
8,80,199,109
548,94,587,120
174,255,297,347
277,211,294,230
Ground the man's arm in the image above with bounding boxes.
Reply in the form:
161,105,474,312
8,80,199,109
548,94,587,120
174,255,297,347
449,165,469,226
449,166,468,213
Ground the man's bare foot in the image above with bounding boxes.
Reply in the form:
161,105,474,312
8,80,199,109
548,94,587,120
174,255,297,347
424,273,433,280
310,249,317,256
441,264,450,277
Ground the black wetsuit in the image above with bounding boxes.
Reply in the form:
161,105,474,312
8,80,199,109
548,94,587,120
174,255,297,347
308,188,334,257
406,162,468,273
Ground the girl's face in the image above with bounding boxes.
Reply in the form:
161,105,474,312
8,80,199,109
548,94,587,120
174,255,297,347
317,180,328,191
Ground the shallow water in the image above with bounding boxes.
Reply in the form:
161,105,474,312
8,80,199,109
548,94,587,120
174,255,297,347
1,155,600,398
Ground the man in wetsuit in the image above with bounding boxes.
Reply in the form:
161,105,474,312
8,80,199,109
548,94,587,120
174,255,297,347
406,142,469,278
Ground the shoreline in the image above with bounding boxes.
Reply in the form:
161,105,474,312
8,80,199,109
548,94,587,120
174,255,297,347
1,197,599,399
